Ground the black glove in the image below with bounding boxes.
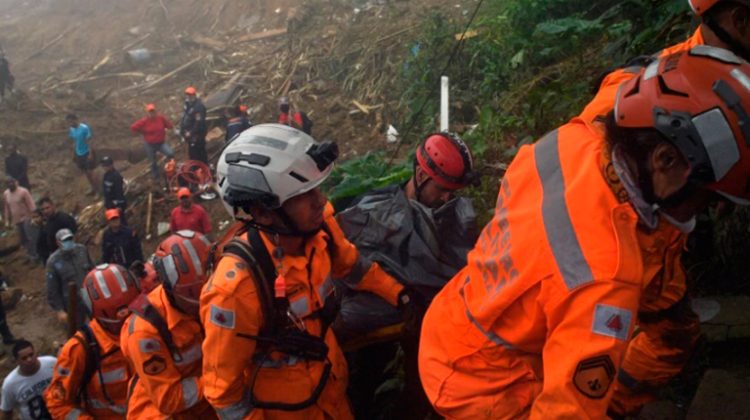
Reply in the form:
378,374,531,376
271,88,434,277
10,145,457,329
397,286,426,337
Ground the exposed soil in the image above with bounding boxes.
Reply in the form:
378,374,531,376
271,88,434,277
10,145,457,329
0,0,472,371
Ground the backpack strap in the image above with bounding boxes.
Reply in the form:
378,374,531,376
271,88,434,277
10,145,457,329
128,295,183,363
222,228,279,335
73,323,116,407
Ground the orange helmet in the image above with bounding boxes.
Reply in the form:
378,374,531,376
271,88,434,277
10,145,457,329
154,230,212,306
81,264,141,328
184,86,197,95
688,0,750,15
615,46,750,204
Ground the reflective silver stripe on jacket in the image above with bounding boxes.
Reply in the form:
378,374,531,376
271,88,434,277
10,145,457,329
217,396,253,420
181,377,200,409
65,408,83,420
100,367,127,384
87,399,126,414
289,296,310,318
459,276,514,349
174,342,202,367
317,275,334,300
534,130,594,290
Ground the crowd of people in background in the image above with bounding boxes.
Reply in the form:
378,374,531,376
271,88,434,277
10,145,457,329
1,1,750,416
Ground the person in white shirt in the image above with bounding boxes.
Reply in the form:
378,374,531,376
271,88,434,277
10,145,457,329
1,340,55,420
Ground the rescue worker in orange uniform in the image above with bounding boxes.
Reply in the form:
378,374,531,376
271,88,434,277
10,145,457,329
581,0,750,125
419,47,750,419
120,230,216,419
44,264,141,419
201,124,422,419
575,0,750,415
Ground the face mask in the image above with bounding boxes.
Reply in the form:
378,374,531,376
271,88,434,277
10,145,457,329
60,240,75,251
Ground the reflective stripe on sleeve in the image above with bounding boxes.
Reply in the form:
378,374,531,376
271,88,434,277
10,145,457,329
459,276,515,349
534,130,594,290
181,377,200,409
65,408,83,420
100,367,127,384
317,275,334,299
217,397,253,420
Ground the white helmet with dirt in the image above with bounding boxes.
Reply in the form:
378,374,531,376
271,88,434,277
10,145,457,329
217,123,338,216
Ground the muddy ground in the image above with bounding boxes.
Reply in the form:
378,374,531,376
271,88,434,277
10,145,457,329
0,0,470,365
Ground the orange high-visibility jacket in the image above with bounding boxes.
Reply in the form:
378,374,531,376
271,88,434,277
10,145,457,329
579,28,704,125
576,28,705,415
419,118,693,419
120,286,215,419
44,319,131,419
200,202,404,419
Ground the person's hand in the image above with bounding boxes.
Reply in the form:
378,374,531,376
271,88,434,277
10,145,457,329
397,286,427,337
56,311,68,324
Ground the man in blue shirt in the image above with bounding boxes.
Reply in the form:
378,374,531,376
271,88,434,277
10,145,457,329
65,114,97,196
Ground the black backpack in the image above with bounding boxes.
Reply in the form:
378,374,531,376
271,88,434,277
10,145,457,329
72,324,118,408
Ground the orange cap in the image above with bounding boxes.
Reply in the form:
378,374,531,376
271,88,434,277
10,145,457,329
184,86,197,95
105,208,121,220
177,187,191,199
145,103,156,112
238,105,248,113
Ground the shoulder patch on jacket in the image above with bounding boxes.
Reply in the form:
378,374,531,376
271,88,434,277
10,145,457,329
592,304,632,341
573,355,615,399
143,355,166,376
209,305,236,329
139,338,162,353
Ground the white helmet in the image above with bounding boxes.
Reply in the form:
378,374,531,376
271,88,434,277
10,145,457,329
217,124,338,216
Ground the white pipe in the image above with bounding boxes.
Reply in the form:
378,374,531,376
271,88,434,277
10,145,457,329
440,76,449,132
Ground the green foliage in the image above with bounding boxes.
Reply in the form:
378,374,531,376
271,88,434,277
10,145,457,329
326,0,693,206
323,152,412,207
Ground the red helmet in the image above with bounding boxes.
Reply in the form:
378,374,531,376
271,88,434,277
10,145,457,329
154,230,212,304
81,264,141,327
615,46,750,204
688,0,750,15
416,132,478,189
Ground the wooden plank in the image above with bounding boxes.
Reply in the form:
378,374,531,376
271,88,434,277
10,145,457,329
236,28,287,43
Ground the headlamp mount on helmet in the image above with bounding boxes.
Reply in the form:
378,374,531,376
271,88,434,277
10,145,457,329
306,142,339,171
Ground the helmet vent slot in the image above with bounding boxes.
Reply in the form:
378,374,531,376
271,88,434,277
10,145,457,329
289,171,309,183
658,75,689,98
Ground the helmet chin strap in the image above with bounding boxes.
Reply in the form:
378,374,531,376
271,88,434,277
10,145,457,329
238,207,322,238
412,161,431,205
704,16,750,62
274,208,323,238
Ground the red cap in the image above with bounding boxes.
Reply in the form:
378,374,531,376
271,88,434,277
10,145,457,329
145,103,156,112
105,208,121,220
184,86,197,95
238,105,248,113
177,187,191,199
